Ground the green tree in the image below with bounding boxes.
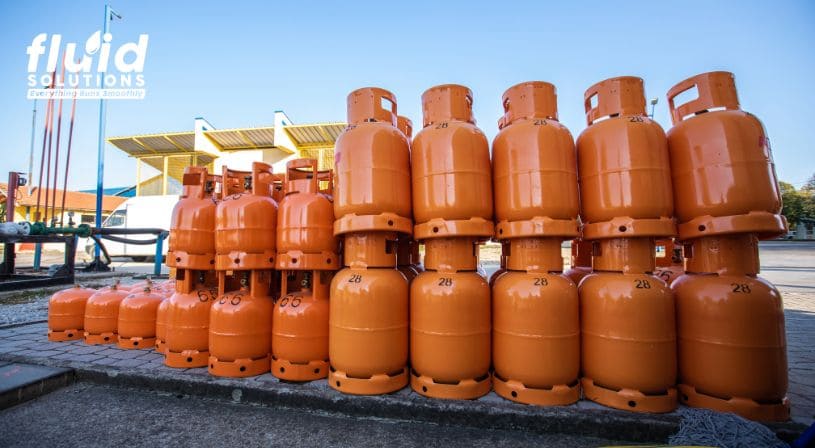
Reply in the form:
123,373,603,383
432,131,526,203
780,181,804,227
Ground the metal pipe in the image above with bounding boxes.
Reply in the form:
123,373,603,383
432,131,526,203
51,55,67,226
27,100,37,196
60,90,78,225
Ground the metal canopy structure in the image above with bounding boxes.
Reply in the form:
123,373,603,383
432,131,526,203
284,123,345,149
204,126,283,151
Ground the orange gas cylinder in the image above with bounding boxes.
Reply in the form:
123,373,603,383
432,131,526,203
276,159,339,271
396,236,419,284
271,271,330,381
411,85,493,239
117,287,165,349
209,271,273,377
127,278,153,293
215,162,278,270
654,239,684,286
492,81,579,231
84,281,129,344
48,284,96,341
563,239,592,285
492,239,579,405
397,115,413,139
167,166,218,270
579,238,677,413
164,271,218,368
576,76,674,240
329,232,409,395
673,234,789,421
411,238,491,399
333,87,412,234
666,71,786,240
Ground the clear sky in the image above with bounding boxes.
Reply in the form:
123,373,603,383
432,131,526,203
1,0,813,190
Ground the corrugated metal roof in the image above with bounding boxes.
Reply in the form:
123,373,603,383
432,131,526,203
285,123,345,148
204,126,277,150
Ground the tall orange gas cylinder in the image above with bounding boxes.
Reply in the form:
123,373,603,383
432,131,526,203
117,286,166,349
491,81,581,405
654,239,684,286
272,159,337,381
577,76,678,413
209,270,274,377
215,162,278,271
666,71,786,240
330,233,409,394
84,281,129,344
333,87,412,236
167,166,218,269
563,238,592,285
164,271,218,368
330,88,411,395
412,84,493,237
411,238,491,399
48,284,96,341
666,72,789,421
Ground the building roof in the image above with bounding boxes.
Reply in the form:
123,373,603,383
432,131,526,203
0,183,127,213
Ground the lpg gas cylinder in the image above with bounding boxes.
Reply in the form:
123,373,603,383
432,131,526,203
84,281,129,344
673,234,789,421
579,238,677,413
411,238,491,399
333,87,412,234
329,232,409,395
492,239,579,405
666,71,785,240
271,271,331,381
563,239,593,285
167,166,218,269
48,284,96,341
577,76,674,240
215,162,278,270
209,271,273,377
411,85,493,239
654,239,684,286
492,81,579,229
164,271,218,368
117,287,166,349
397,115,413,140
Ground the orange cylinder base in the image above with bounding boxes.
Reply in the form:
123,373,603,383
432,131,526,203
411,370,491,400
271,357,328,382
328,367,408,395
117,335,156,350
493,375,579,406
155,339,167,354
208,354,270,378
165,348,209,368
582,377,677,413
678,384,790,422
48,329,82,342
84,331,116,345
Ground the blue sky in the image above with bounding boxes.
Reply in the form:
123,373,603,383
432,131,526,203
0,0,813,190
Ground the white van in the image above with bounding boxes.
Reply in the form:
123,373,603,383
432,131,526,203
84,195,178,261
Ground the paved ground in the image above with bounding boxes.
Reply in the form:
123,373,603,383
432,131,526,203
0,382,624,448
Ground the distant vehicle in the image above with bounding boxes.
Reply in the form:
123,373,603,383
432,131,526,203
84,195,177,261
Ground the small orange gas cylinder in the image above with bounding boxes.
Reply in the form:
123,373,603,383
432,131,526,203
411,84,493,239
397,115,413,140
117,286,166,349
48,284,96,341
673,235,789,421
167,166,218,270
84,281,129,344
164,271,218,368
654,239,684,286
666,71,786,240
333,87,412,235
215,162,278,271
563,239,592,285
272,158,337,382
329,232,409,395
209,271,273,377
411,238,491,399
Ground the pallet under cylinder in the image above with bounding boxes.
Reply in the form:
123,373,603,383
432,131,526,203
209,162,277,378
491,81,581,405
666,71,789,421
410,84,493,400
329,87,412,395
576,76,678,413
